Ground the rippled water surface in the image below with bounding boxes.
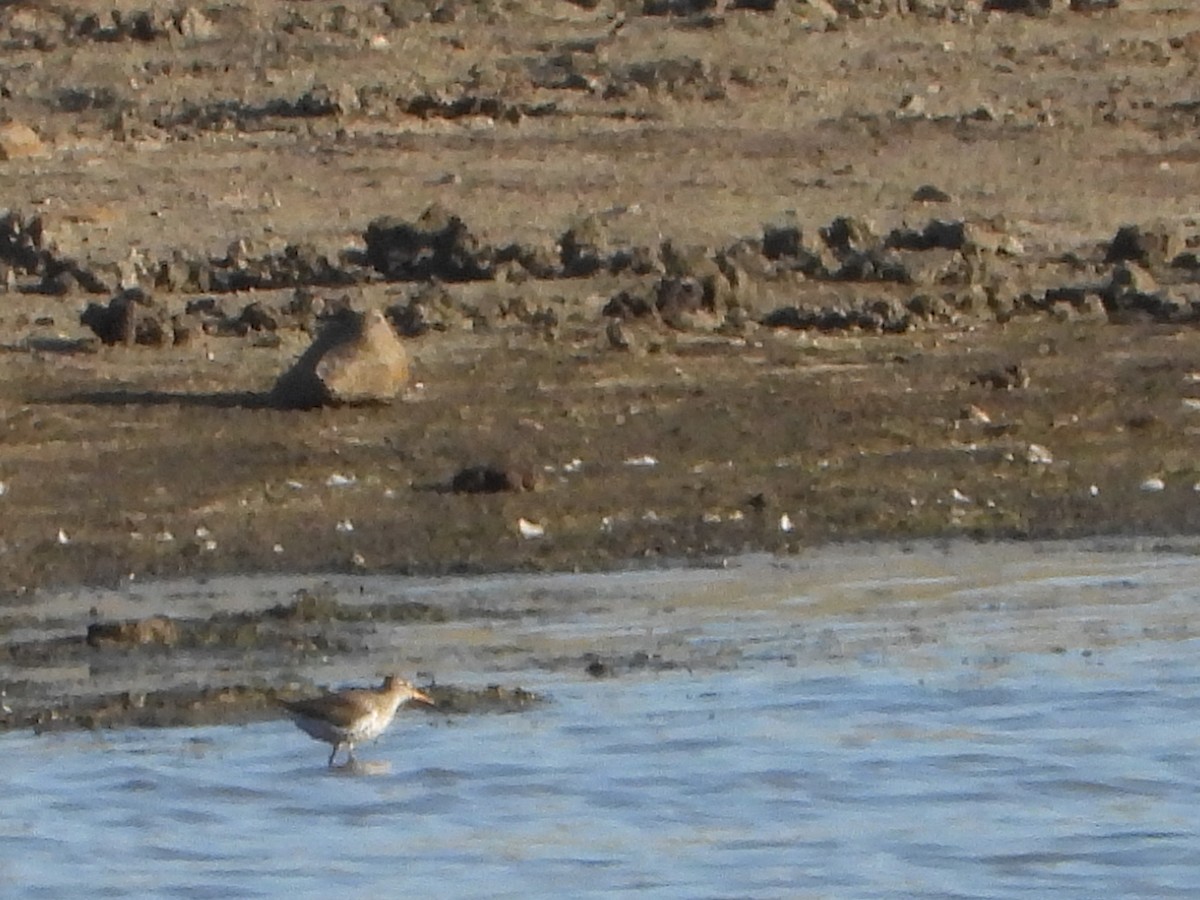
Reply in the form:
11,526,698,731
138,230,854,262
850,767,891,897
4,544,1200,898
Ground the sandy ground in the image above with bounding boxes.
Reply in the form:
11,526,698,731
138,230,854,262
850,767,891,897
3,0,1200,728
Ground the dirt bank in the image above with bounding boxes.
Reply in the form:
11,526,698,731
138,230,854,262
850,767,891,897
3,0,1200,731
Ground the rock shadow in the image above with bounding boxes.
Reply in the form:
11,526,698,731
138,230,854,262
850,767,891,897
40,389,276,410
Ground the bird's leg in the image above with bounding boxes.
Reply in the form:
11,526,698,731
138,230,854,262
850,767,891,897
328,743,340,768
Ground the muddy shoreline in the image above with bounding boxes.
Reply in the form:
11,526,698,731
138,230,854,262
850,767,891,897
4,538,1199,734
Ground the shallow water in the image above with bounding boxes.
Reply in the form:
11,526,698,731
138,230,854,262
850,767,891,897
4,544,1200,898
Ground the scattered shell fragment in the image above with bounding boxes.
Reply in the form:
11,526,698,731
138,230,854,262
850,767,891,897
950,488,971,504
1182,398,1200,411
517,518,545,539
57,528,71,545
155,530,175,543
1089,485,1100,497
326,473,357,487
961,404,991,425
335,519,355,533
779,513,794,533
624,455,659,467
563,459,584,473
1026,443,1054,465
272,543,285,554
1140,477,1166,492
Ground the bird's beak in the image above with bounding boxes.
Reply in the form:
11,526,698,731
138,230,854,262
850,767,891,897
412,689,436,706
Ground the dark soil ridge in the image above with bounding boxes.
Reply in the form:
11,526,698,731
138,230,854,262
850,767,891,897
6,205,1199,350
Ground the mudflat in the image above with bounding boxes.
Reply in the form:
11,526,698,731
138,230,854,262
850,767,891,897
2,0,1200,729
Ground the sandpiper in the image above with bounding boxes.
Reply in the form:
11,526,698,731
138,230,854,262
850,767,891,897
280,675,435,767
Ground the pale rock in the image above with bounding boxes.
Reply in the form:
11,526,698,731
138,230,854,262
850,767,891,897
0,121,46,161
271,310,411,408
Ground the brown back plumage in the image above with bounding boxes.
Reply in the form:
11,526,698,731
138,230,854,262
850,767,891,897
279,675,432,728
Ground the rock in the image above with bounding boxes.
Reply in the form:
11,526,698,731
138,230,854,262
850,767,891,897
0,210,46,272
271,309,411,408
236,301,278,334
0,121,46,160
1100,264,1194,323
963,221,1024,256
730,0,778,10
386,282,466,336
1106,262,1158,297
602,285,657,320
893,248,969,286
982,0,1061,14
912,184,952,203
886,219,968,251
717,239,785,309
174,6,218,39
960,404,992,425
919,220,968,251
718,238,771,280
820,216,878,258
1026,443,1054,465
834,248,909,283
609,57,724,101
971,364,1029,390
171,315,196,346
762,220,803,260
560,215,611,277
605,318,636,351
1105,224,1184,268
205,239,354,292
558,209,655,277
603,275,716,331
41,264,111,296
87,615,179,649
762,296,910,333
364,205,493,282
80,287,168,346
585,659,612,678
660,240,723,281
450,464,538,493
642,0,718,14
656,276,710,330
501,240,560,279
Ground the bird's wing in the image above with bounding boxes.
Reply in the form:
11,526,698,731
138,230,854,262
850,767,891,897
280,691,371,728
